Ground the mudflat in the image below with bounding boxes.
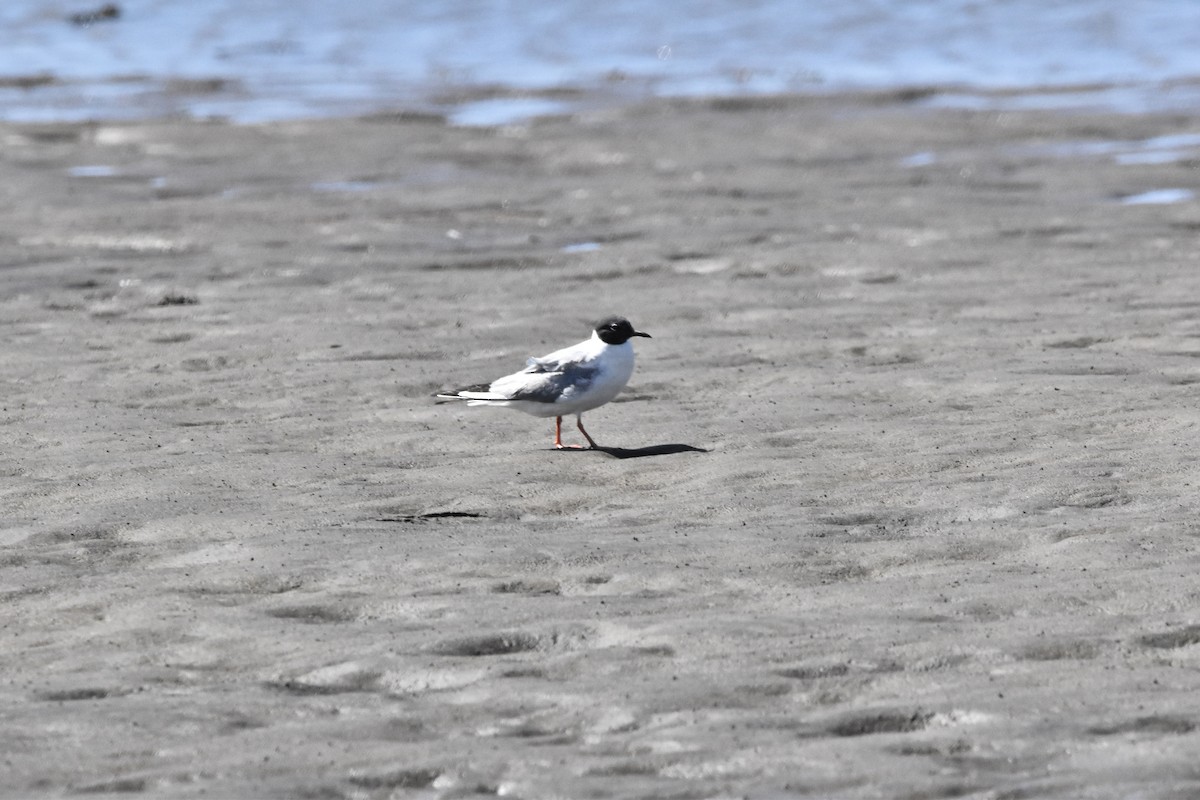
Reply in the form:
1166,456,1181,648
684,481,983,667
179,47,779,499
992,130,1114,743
4,95,1200,798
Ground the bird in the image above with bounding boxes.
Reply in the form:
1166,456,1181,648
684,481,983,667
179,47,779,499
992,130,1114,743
437,316,651,449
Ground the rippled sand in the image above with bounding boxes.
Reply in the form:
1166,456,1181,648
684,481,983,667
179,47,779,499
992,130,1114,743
4,95,1200,798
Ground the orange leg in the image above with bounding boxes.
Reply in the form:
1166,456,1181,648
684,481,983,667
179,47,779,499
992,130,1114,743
554,416,588,449
576,415,598,448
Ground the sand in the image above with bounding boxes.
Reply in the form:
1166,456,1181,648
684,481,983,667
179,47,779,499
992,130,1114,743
4,94,1200,798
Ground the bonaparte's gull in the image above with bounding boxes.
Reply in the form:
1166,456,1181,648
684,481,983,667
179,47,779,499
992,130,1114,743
437,316,651,449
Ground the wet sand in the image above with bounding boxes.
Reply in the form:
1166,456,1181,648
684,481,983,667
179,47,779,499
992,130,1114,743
4,95,1200,798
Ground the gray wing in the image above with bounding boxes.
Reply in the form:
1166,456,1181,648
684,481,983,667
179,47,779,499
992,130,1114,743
499,358,598,403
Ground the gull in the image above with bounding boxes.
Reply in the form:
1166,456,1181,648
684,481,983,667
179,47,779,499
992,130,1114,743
437,316,651,449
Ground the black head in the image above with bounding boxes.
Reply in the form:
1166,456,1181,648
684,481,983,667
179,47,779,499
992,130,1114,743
595,316,651,345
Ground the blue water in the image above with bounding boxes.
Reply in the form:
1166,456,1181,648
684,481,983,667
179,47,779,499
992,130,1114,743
3,0,1200,124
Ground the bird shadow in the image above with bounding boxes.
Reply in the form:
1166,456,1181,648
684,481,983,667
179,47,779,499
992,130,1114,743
554,443,709,459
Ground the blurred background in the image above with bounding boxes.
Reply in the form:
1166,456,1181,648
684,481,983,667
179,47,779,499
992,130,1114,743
3,0,1200,124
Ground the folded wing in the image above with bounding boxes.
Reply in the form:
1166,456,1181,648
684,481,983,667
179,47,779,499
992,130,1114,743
489,358,598,403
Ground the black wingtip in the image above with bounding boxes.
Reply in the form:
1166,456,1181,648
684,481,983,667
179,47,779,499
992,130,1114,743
434,382,491,400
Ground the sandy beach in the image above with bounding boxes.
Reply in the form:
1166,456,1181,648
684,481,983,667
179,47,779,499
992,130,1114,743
4,93,1200,798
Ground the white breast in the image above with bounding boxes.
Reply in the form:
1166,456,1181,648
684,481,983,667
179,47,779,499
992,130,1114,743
560,341,635,414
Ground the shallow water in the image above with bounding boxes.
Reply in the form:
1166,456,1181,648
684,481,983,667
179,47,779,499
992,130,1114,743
3,0,1200,123
1120,188,1196,205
